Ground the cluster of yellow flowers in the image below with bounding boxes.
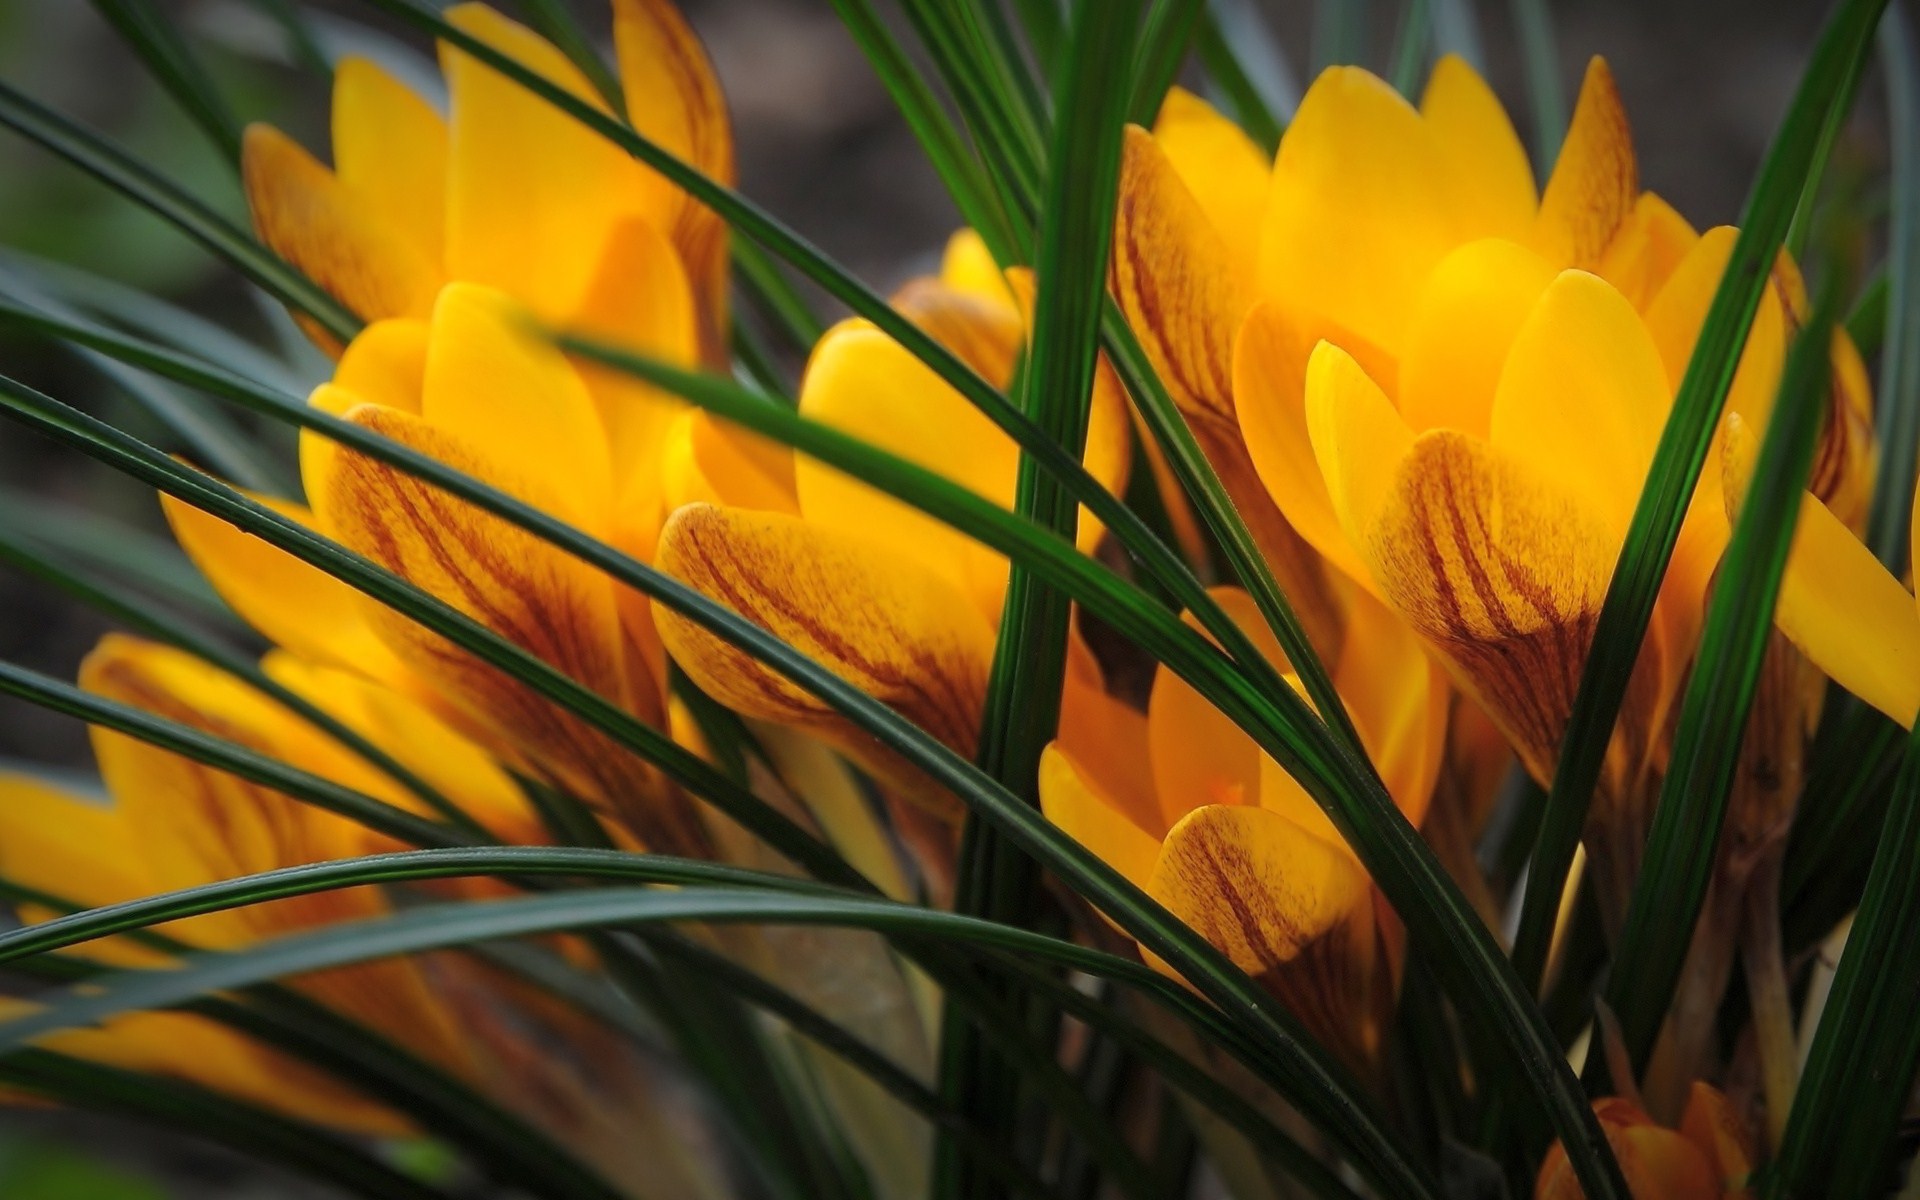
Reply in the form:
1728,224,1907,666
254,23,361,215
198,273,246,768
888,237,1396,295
0,1,1902,1195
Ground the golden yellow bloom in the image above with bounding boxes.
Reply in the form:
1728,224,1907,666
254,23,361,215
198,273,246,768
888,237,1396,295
167,2,784,852
1534,1084,1754,1199
1037,584,1446,1071
244,0,733,365
655,234,1132,824
1112,56,1873,916
0,640,731,1198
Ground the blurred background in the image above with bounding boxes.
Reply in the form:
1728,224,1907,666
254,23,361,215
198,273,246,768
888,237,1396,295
0,0,1886,1193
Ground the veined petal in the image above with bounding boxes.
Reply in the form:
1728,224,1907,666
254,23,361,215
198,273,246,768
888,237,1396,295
795,322,1010,619
1815,326,1879,534
1398,237,1558,439
1420,55,1536,243
331,57,448,263
305,319,431,488
1531,58,1638,271
1597,192,1699,312
1260,66,1458,355
1150,87,1270,254
312,404,702,851
1038,744,1162,892
654,503,995,820
162,489,407,683
261,652,542,846
1489,269,1671,537
1113,125,1250,432
242,124,441,343
0,772,163,960
1724,421,1920,727
440,3,643,321
613,0,733,365
1358,431,1616,782
76,636,480,1077
1147,804,1382,1067
420,283,613,522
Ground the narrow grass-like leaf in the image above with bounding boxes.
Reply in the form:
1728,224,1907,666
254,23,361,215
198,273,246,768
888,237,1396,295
0,488,226,623
1511,0,1889,993
733,236,826,351
1389,0,1432,95
1769,722,1920,1193
1507,0,1567,171
1311,0,1371,71
1848,266,1888,357
0,1049,453,1200
1867,4,1920,573
0,80,357,343
648,933,1066,1200
1128,0,1208,124
512,0,624,109
1599,291,1836,1077
90,0,244,164
1193,5,1285,152
823,0,1024,261
1429,0,1486,69
946,6,1141,1194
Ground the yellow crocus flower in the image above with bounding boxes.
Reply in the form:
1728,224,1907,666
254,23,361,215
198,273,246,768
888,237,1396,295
0,641,732,1198
244,0,733,366
1111,56,1874,915
654,234,1133,826
1038,584,1447,1072
1534,1084,1755,1199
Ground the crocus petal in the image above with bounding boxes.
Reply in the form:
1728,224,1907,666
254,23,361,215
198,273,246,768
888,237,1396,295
261,652,542,846
1813,327,1879,534
77,636,480,1076
331,56,448,263
1643,227,1788,437
1112,125,1250,432
613,0,733,365
312,404,704,853
794,322,1012,619
1489,269,1670,538
1420,55,1536,243
419,283,613,522
1531,58,1638,271
1038,744,1162,892
1149,87,1270,254
1536,1099,1719,1200
1234,303,1381,589
1597,192,1699,312
1147,588,1286,831
1058,636,1158,830
1260,66,1458,356
1147,804,1381,1066
654,503,996,819
1355,430,1615,782
1678,1082,1756,1195
1333,585,1448,828
0,773,158,950
23,1004,410,1137
305,319,431,487
440,4,643,321
1303,341,1415,564
162,489,406,683
939,229,1017,307
659,409,801,516
1724,420,1920,727
242,124,441,341
1397,237,1558,439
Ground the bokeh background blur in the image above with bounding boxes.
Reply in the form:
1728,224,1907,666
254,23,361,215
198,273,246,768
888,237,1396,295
0,0,1883,1193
